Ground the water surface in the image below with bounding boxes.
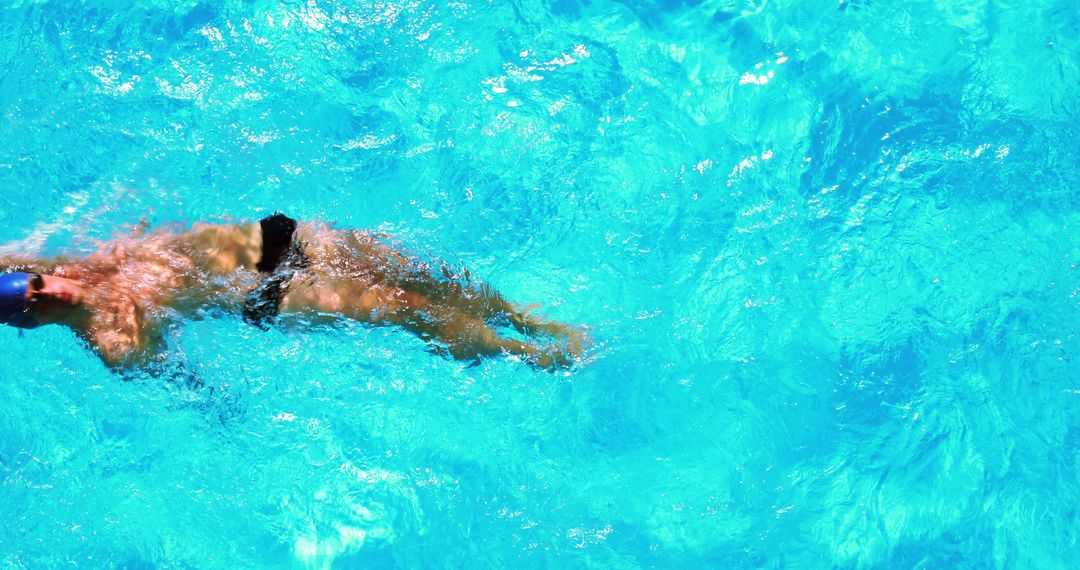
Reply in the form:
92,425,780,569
1,0,1079,567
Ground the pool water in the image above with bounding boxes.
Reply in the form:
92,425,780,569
2,0,1080,567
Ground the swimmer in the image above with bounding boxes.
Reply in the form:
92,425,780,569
0,214,585,370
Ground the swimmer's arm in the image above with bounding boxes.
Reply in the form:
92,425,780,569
84,297,156,369
90,328,149,369
90,322,193,381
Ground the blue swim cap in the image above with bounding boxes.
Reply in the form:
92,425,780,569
0,272,39,329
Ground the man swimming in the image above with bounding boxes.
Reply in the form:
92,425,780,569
0,214,584,370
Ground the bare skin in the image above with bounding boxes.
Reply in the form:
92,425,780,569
2,220,585,369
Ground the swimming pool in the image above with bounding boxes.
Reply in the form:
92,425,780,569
2,0,1079,566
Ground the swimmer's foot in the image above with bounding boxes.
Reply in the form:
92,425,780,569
507,306,588,349
532,347,572,370
531,330,594,370
564,327,591,358
507,304,543,336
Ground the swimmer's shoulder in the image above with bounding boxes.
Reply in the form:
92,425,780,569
81,292,146,367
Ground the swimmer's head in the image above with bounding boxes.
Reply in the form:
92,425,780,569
0,271,85,329
0,272,42,329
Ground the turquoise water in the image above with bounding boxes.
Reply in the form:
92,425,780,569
2,0,1080,567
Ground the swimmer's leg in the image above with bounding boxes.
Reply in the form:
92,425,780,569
419,272,583,351
428,310,573,369
498,303,589,360
485,329,575,369
503,304,570,337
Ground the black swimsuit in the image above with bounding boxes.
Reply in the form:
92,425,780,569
242,213,309,328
